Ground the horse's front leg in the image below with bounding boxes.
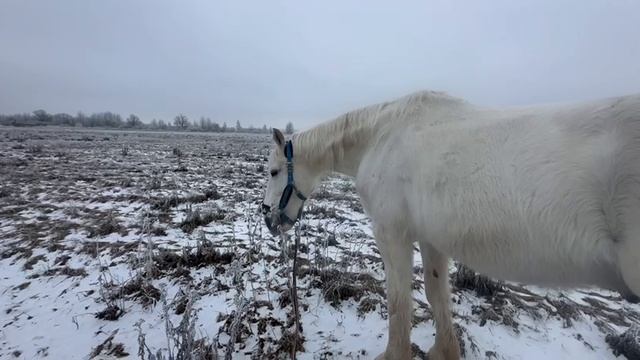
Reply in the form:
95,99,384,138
419,242,460,360
374,227,413,360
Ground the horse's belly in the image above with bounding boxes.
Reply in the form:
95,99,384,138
441,230,561,283
432,225,619,289
448,238,564,285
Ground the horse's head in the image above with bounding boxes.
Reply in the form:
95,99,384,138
261,128,316,235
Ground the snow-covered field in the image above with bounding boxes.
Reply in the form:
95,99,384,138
1,127,639,359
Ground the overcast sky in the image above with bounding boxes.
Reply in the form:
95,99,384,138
1,1,639,129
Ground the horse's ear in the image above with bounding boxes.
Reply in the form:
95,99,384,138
272,128,285,147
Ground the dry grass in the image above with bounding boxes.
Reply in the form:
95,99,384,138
357,297,381,317
606,325,640,359
121,275,162,308
299,267,384,307
179,207,226,233
95,304,125,321
151,188,221,212
452,263,503,298
151,238,234,272
136,291,219,360
89,330,129,359
87,212,128,238
42,266,88,277
23,254,47,270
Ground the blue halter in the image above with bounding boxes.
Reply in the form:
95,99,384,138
277,140,307,225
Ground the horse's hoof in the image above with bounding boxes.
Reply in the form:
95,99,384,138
374,349,412,360
427,345,461,360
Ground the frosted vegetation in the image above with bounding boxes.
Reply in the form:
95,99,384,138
0,127,639,359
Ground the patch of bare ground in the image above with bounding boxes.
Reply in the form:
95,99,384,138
606,325,640,359
95,304,125,321
86,212,128,238
151,188,222,211
148,238,234,275
452,263,503,298
24,265,88,279
304,204,350,222
121,275,162,308
13,282,30,291
23,254,47,270
89,330,129,358
78,240,139,259
298,267,384,307
451,263,640,337
179,206,227,233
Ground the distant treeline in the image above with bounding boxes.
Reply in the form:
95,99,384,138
0,110,295,134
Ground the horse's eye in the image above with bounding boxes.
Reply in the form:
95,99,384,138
270,170,279,177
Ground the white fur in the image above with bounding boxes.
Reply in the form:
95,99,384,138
263,90,640,359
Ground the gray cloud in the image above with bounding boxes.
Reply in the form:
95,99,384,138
1,0,639,129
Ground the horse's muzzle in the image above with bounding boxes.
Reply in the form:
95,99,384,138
262,203,280,236
264,215,279,236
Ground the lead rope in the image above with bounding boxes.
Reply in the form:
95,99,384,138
280,216,302,359
291,222,301,360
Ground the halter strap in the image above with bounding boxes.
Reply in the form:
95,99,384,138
278,140,306,225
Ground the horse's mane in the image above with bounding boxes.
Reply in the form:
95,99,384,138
291,90,468,170
292,105,376,170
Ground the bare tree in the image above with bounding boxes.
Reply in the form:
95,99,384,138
126,114,142,128
285,122,294,134
174,114,190,130
76,112,87,126
33,109,52,123
52,113,75,126
88,112,123,127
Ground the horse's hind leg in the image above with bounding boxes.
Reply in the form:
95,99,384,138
618,217,640,298
374,227,413,360
419,242,460,360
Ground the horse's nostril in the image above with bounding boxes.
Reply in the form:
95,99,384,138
261,203,271,215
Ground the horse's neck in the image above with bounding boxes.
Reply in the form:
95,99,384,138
294,108,379,177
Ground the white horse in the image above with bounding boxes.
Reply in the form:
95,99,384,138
261,90,640,359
